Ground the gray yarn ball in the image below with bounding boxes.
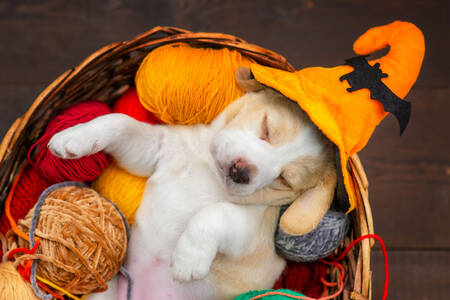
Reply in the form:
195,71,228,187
275,210,350,262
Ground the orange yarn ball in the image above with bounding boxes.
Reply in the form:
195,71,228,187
17,184,127,295
135,42,253,125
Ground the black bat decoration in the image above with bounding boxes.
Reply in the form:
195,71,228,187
339,55,411,135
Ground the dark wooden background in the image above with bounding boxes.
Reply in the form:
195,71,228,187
0,0,448,299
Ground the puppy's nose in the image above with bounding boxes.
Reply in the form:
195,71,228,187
229,159,250,184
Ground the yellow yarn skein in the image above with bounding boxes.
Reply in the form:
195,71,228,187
0,262,39,300
92,162,147,224
136,42,253,125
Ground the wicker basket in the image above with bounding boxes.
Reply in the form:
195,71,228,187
0,26,374,300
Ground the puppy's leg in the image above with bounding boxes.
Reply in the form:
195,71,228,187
280,169,337,235
172,203,266,282
48,113,165,176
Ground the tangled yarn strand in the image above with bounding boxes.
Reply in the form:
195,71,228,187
247,234,388,300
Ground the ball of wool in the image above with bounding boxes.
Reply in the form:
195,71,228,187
29,100,111,184
273,261,328,298
0,165,50,235
135,42,253,125
113,87,163,124
17,183,127,295
0,262,39,300
234,289,306,299
275,210,350,262
92,162,147,225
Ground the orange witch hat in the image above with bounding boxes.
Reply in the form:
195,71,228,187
250,21,425,212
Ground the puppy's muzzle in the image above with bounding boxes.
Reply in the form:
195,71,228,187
229,159,250,184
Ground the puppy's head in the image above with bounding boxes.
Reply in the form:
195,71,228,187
210,67,334,201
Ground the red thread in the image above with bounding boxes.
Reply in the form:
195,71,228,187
17,260,33,282
331,234,389,300
0,165,50,236
16,261,63,300
14,242,64,299
113,87,163,124
7,239,40,260
269,234,388,300
37,281,65,300
28,100,111,183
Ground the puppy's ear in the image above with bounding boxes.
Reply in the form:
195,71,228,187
236,67,264,92
279,169,337,235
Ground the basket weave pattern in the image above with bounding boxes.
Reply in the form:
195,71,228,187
0,26,374,300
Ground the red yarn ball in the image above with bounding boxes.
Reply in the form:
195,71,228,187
273,261,328,298
0,165,50,235
113,87,163,124
29,100,112,183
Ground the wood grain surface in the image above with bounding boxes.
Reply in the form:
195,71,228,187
0,0,448,299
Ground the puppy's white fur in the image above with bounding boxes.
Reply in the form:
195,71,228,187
49,85,335,299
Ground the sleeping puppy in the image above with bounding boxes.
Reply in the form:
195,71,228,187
48,67,336,300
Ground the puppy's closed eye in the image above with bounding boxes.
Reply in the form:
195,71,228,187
260,114,270,142
278,172,292,189
269,171,293,191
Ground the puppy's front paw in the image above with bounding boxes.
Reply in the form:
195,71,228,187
171,234,216,282
48,124,106,159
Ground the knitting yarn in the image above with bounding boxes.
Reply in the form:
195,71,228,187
29,100,111,184
234,289,306,299
92,162,147,224
273,261,328,298
0,261,39,300
0,165,50,235
113,87,163,124
275,210,350,262
136,42,253,125
17,182,128,295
